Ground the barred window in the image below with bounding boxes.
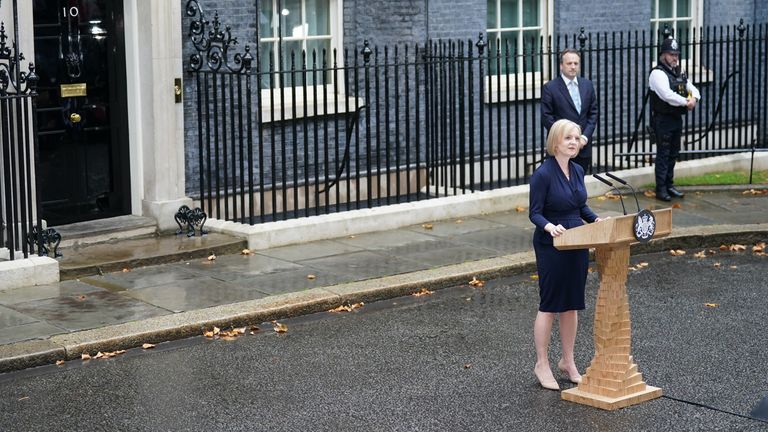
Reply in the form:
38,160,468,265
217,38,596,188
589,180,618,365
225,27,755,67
486,0,548,74
258,0,341,88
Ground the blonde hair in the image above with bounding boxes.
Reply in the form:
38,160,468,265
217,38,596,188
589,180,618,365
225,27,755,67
546,119,582,156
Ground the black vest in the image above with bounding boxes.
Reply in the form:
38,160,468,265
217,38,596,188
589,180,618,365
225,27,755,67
649,63,688,116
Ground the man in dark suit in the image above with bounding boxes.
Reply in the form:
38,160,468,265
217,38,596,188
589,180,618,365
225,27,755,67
541,48,599,174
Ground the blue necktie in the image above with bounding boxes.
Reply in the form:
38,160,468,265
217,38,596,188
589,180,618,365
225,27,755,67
569,80,582,113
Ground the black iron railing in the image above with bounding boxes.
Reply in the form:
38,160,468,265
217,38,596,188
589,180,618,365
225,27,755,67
0,0,44,260
184,1,767,225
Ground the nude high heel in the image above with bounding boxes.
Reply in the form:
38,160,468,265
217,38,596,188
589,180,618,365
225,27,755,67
557,359,582,384
534,366,560,391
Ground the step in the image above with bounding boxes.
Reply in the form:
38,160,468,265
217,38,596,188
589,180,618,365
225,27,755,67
54,215,158,249
58,232,247,280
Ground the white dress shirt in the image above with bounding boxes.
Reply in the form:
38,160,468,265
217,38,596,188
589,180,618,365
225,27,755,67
649,68,701,106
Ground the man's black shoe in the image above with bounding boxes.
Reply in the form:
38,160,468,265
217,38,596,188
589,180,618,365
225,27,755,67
655,192,672,202
667,187,685,198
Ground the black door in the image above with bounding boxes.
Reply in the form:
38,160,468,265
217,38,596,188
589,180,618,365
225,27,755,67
33,0,130,226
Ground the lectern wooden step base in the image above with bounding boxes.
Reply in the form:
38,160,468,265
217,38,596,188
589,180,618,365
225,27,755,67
562,385,662,411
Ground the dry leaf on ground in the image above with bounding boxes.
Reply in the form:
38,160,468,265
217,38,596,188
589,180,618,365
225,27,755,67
468,276,485,287
455,219,463,224
241,249,253,255
81,353,91,360
643,190,656,198
752,242,766,253
705,303,719,308
307,274,316,280
728,244,747,252
515,206,526,212
272,321,288,333
203,326,221,338
142,343,156,349
713,262,722,268
669,249,686,256
55,360,65,366
530,273,539,280
422,223,433,230
412,288,434,297
207,254,217,261
693,251,707,258
672,203,682,209
329,302,365,313
122,268,131,273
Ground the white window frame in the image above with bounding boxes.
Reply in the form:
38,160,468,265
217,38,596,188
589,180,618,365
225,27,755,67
258,0,360,122
484,0,553,103
650,0,711,83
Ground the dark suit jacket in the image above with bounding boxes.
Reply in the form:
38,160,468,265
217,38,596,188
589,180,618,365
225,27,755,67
541,76,598,158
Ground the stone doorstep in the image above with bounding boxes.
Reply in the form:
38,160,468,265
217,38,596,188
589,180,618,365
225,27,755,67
58,233,248,280
55,215,158,250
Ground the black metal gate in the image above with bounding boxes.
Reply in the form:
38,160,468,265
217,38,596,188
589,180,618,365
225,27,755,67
184,0,768,226
0,0,49,259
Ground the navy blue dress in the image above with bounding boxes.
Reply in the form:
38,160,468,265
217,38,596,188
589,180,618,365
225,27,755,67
529,158,598,312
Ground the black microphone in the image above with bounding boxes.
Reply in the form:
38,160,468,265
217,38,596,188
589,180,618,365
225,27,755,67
604,172,641,213
592,174,627,215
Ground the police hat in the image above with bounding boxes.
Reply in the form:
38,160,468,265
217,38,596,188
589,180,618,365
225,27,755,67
660,37,680,55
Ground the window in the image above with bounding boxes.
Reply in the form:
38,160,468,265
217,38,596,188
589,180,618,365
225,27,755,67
257,0,355,121
486,0,547,74
650,0,710,82
650,0,702,59
485,0,551,102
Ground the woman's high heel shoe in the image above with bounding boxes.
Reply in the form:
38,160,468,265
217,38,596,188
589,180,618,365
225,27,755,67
557,359,582,384
534,367,560,391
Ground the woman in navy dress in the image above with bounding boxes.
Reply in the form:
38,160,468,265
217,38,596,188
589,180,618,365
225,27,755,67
529,119,604,390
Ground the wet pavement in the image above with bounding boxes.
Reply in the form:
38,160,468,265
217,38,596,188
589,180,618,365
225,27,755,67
0,250,766,431
0,187,766,372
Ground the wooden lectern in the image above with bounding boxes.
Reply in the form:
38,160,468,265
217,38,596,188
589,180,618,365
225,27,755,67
554,209,672,410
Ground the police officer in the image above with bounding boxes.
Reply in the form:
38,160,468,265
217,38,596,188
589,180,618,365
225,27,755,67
648,36,700,202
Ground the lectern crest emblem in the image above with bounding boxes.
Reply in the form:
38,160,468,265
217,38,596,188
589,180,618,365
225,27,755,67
633,209,656,243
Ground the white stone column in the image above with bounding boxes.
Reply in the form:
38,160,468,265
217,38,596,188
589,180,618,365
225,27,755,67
125,0,191,232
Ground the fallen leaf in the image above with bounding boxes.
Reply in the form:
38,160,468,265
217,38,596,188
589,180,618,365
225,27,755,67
530,273,539,280
55,360,65,366
693,251,706,258
76,295,87,301
241,249,253,255
329,302,365,313
643,190,656,198
307,274,316,280
587,267,594,273
422,223,433,230
752,242,766,253
81,353,91,360
207,254,217,261
597,196,607,201
464,364,472,369
604,192,621,201
671,203,682,209
729,265,738,269
455,219,463,224
515,206,526,212
272,321,288,333
203,326,221,338
17,396,29,401
122,268,131,273
468,276,485,287
412,288,434,297
465,297,472,301
719,244,729,251
705,303,719,308
669,249,686,256
728,244,747,252
713,262,722,268
142,343,156,349
742,189,768,195
349,235,356,239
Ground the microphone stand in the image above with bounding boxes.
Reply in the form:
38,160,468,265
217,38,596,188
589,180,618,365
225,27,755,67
605,172,642,213
593,174,627,215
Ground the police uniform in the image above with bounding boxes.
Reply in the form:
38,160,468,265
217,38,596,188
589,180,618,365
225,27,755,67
648,37,700,201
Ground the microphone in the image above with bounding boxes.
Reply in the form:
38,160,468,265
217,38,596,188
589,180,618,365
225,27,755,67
604,172,641,213
593,174,627,215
